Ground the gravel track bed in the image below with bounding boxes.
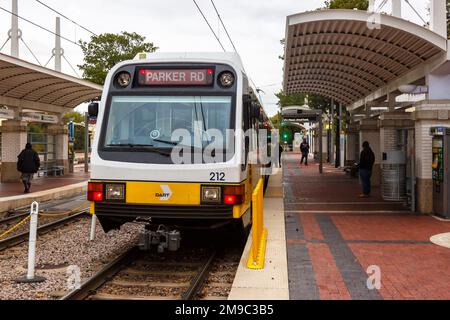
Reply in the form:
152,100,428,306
0,218,143,300
98,283,186,298
115,272,192,283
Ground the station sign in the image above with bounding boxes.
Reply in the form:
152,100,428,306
22,113,59,124
0,109,15,120
137,68,214,86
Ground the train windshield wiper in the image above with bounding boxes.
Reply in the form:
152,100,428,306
106,144,171,157
107,144,155,147
152,139,178,146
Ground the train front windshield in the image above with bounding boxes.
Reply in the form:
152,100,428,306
104,96,232,150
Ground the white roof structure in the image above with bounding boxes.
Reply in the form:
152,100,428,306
0,52,102,113
283,9,448,111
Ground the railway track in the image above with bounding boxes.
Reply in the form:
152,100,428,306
0,210,89,252
0,194,90,252
61,245,241,301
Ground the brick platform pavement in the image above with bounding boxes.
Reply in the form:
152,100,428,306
0,167,89,197
284,153,450,300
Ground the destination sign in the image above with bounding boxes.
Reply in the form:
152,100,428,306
138,68,214,86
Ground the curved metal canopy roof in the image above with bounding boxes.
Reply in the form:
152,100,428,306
0,52,102,113
283,9,448,107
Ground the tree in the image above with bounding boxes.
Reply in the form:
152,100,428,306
79,32,158,85
276,91,307,108
324,0,369,10
63,111,87,151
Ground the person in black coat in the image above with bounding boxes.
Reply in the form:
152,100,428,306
17,143,40,194
300,138,310,166
358,141,375,198
278,144,284,168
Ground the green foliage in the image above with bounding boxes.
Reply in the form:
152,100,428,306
325,0,369,10
275,91,307,108
63,111,87,151
275,91,332,113
28,123,46,134
79,32,158,85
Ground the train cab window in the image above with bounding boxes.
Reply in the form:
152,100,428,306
104,96,233,155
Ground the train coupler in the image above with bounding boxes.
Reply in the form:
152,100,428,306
138,225,181,253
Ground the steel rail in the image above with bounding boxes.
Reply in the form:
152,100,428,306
0,212,29,225
181,250,217,300
0,210,88,252
61,246,139,300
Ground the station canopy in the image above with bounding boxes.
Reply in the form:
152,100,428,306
283,9,448,109
0,52,102,114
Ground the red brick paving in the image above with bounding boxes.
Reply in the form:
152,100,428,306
284,153,450,300
307,243,352,300
300,213,324,241
350,244,450,300
0,166,89,197
333,215,450,241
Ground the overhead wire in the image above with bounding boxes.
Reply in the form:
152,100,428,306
34,0,97,36
210,0,237,52
404,0,428,26
0,6,82,48
192,0,226,52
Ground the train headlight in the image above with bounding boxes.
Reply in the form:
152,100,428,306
218,72,235,88
201,186,222,204
116,72,131,87
105,184,125,201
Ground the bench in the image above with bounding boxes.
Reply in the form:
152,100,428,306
36,166,64,177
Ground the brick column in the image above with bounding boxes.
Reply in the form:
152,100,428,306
345,123,359,166
379,112,414,152
359,118,381,186
0,120,28,182
47,125,69,174
413,101,450,214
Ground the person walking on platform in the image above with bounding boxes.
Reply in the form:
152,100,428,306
17,143,40,194
358,141,375,198
300,138,310,166
278,144,284,168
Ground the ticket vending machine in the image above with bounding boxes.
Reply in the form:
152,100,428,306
431,127,450,219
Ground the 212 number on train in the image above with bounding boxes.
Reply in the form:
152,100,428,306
210,172,226,181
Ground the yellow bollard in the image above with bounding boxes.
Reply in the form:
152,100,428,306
247,179,268,269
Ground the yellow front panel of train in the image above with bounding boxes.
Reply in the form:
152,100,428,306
126,182,201,205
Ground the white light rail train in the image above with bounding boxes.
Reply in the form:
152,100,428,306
87,52,276,242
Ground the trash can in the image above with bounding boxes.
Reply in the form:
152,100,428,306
382,151,406,201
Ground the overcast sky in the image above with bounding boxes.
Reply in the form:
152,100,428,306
0,0,431,116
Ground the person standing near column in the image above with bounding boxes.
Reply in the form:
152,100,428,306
17,143,40,194
358,141,375,198
300,138,310,166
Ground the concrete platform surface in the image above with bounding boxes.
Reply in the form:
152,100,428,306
228,168,289,300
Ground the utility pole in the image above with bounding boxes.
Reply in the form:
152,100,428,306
9,0,21,58
54,17,63,72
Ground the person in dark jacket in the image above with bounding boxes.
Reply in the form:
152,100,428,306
278,144,284,168
300,138,310,166
358,141,375,198
17,143,40,194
